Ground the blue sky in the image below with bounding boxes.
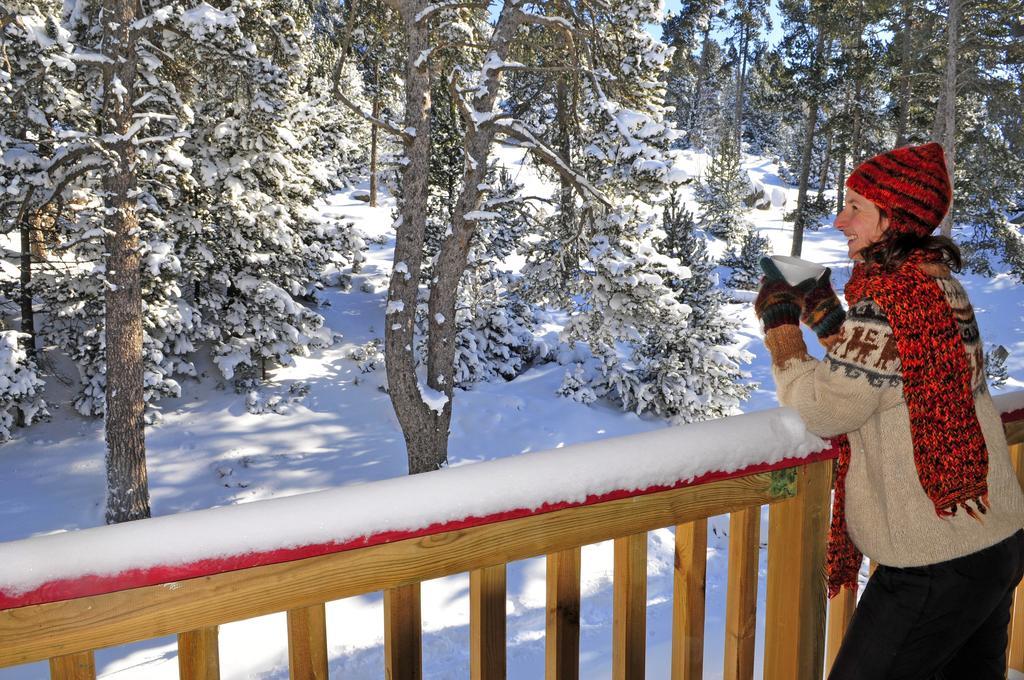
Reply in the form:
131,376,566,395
649,0,785,47
487,1,783,48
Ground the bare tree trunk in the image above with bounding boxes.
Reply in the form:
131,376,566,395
14,134,37,357
932,0,959,237
384,0,441,475
816,126,832,202
790,28,826,258
19,212,35,358
790,102,819,257
836,144,847,214
370,95,380,207
734,20,749,151
836,85,852,214
689,26,713,148
555,73,577,280
895,0,914,147
423,5,522,468
382,3,580,475
851,77,863,165
102,0,150,523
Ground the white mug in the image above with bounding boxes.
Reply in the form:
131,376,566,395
770,255,826,286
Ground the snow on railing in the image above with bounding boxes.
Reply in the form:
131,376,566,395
1,394,1022,612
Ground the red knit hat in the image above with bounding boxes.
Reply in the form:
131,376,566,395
845,142,952,237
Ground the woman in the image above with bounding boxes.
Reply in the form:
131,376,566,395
754,142,1024,679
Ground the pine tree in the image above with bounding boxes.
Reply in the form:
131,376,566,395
424,100,463,262
0,331,48,441
0,1,77,362
723,0,772,149
883,0,936,146
945,0,1024,274
687,35,730,150
553,3,751,421
509,26,586,311
661,0,725,149
441,167,538,387
958,101,1024,281
337,0,758,472
721,228,771,290
301,52,371,192
337,1,406,207
778,0,828,256
695,137,749,242
743,51,790,156
658,188,724,320
658,189,700,262
169,0,362,382
3,0,365,429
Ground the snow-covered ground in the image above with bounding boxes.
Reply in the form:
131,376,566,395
1,147,1022,679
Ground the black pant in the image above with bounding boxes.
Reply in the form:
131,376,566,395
829,529,1024,680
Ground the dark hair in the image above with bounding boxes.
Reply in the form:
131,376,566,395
859,211,963,272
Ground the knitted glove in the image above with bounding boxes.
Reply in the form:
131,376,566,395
796,269,845,340
754,257,802,330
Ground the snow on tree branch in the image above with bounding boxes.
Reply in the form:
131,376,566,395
491,121,611,209
510,9,580,33
415,2,489,24
332,85,414,145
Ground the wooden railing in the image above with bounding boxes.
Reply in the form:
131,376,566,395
1,405,1022,680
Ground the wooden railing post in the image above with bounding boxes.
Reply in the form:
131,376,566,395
546,547,581,680
178,627,220,680
672,518,706,680
613,532,647,680
49,652,95,680
723,507,759,680
385,583,422,680
825,586,856,675
471,564,507,680
287,603,328,679
1007,437,1024,672
764,461,832,680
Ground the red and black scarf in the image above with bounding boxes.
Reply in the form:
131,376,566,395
825,250,990,598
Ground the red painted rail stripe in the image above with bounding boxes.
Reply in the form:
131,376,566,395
0,445,843,611
1002,408,1024,425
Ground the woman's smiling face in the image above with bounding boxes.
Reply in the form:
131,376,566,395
835,189,890,260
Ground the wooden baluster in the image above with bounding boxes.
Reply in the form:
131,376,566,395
723,508,759,680
825,453,858,675
546,547,581,680
1009,582,1024,674
287,603,328,680
613,532,647,680
764,461,832,680
178,627,220,680
1007,589,1024,675
384,583,422,680
825,586,856,674
48,651,95,680
471,564,507,680
672,518,707,680
1007,440,1024,672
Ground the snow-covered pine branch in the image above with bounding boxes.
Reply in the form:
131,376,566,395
332,85,414,145
0,332,48,441
415,2,489,25
490,121,612,208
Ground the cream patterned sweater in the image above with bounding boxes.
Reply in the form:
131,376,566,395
765,264,1024,568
